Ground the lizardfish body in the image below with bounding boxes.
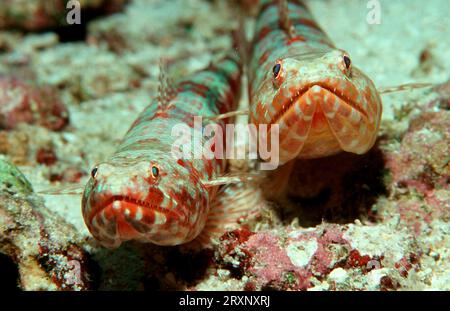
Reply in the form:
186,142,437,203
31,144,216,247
82,55,242,248
249,0,382,164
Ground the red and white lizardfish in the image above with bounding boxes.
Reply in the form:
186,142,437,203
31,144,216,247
81,53,248,248
249,0,382,165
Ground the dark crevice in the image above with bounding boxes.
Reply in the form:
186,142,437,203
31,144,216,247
54,23,89,43
164,248,214,287
55,8,117,42
0,252,20,291
141,247,214,290
274,142,387,227
20,3,128,43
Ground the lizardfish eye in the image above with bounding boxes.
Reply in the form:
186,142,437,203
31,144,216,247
91,166,98,179
151,165,159,178
272,62,282,78
343,55,351,69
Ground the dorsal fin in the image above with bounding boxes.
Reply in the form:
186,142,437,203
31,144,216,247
231,13,250,67
278,0,296,39
157,58,177,110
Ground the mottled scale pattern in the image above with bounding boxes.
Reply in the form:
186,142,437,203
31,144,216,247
249,0,382,165
82,54,242,248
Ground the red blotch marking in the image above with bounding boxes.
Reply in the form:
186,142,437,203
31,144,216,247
220,228,254,253
294,18,323,32
49,173,63,182
244,281,256,291
286,35,306,45
347,249,371,269
36,148,58,166
394,253,420,278
150,109,170,120
144,187,164,207
169,188,195,226
258,51,270,65
179,81,210,98
219,228,255,272
257,26,272,41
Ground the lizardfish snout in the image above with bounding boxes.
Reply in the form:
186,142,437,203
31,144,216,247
81,162,202,248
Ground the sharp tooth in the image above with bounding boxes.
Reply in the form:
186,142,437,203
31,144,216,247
154,212,167,225
112,201,121,210
135,207,143,221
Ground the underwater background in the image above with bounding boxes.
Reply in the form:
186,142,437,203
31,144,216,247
0,0,448,290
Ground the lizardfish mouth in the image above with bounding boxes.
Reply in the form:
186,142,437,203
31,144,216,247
87,191,186,247
270,83,368,125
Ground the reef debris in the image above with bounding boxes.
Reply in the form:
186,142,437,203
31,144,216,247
0,156,97,290
0,75,69,131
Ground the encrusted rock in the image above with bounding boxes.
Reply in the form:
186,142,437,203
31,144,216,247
32,44,139,101
214,223,420,291
0,75,69,131
0,157,97,290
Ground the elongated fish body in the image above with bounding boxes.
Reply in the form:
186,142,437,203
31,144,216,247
82,54,242,248
249,0,382,165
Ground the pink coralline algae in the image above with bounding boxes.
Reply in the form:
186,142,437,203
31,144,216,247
215,224,402,291
386,111,448,195
0,76,69,131
384,109,449,235
243,231,313,290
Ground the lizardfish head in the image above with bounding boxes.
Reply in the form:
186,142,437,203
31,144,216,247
81,155,209,248
250,49,382,164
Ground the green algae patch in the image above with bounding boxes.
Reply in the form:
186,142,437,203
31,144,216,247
0,155,33,195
